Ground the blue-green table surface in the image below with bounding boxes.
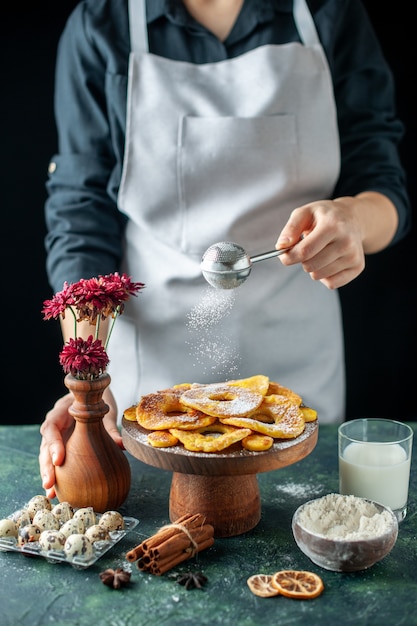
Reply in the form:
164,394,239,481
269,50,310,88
1,423,416,626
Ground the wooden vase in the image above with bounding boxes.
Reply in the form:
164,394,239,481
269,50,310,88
54,373,131,512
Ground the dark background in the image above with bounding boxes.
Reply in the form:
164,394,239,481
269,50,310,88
1,1,415,425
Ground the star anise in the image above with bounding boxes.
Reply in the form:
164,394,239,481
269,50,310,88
99,567,131,589
169,571,208,590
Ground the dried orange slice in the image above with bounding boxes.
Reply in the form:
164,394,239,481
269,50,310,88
247,574,280,598
271,570,324,599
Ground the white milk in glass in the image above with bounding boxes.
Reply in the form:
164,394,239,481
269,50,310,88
339,442,410,510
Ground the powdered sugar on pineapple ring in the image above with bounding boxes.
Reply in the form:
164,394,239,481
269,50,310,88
180,383,263,417
220,395,306,439
136,391,216,430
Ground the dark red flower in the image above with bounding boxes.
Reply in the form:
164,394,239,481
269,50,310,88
43,272,144,379
59,336,110,380
41,282,76,320
67,273,144,324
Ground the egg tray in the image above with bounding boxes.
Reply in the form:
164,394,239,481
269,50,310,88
0,513,139,570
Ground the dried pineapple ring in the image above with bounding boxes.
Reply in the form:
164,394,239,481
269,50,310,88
220,395,305,439
169,423,252,452
241,434,274,451
267,381,302,405
247,574,280,597
300,406,318,422
147,430,179,448
180,383,263,418
123,405,138,421
136,390,216,431
226,375,270,396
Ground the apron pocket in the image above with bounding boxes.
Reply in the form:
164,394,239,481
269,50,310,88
177,115,297,255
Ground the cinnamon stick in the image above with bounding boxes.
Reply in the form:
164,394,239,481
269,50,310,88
125,544,146,562
150,552,189,575
141,513,204,551
151,535,214,575
149,525,214,560
126,514,214,575
126,513,203,561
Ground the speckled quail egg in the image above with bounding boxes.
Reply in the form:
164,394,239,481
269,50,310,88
18,523,42,545
51,501,74,524
99,511,125,532
84,524,110,543
11,510,32,529
39,529,66,552
26,495,52,519
60,517,85,537
64,533,94,561
33,509,60,531
0,518,18,539
11,508,27,523
73,507,96,529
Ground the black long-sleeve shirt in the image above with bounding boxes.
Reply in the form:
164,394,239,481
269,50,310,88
45,0,411,292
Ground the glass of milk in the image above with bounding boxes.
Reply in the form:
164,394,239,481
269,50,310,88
339,419,413,522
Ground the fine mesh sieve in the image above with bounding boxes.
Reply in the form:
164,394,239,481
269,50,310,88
200,240,294,289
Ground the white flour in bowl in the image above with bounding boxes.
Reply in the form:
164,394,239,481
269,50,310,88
297,493,395,540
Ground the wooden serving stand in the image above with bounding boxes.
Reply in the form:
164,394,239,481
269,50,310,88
122,418,318,537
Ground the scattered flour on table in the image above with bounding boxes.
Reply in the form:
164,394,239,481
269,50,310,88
297,493,395,540
186,288,242,378
277,482,324,499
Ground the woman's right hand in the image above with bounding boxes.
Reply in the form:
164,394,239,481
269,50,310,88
39,387,123,499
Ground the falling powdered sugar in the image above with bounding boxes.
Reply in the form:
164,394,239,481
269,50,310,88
186,288,241,378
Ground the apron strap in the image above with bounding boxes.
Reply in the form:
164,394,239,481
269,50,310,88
293,0,320,47
128,0,149,54
129,0,319,54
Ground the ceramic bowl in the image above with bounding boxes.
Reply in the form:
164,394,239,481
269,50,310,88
292,494,398,572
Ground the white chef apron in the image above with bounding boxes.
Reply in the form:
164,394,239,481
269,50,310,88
112,0,345,423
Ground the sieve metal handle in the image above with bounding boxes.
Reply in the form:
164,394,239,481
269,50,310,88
251,246,293,264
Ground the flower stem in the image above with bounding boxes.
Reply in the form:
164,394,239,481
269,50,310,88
105,306,120,349
69,306,78,338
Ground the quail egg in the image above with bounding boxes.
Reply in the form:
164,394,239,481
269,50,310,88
18,523,42,545
60,517,85,537
84,524,110,543
51,502,74,524
26,495,52,519
73,507,96,529
99,511,125,532
39,529,66,552
64,533,94,561
11,510,32,529
33,509,60,531
0,518,18,539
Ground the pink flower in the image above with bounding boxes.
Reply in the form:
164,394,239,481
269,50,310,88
43,272,145,379
59,336,110,380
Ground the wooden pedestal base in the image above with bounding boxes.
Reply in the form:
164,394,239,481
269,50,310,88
169,472,260,537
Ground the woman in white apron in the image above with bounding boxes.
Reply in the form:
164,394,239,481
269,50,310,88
40,0,408,498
